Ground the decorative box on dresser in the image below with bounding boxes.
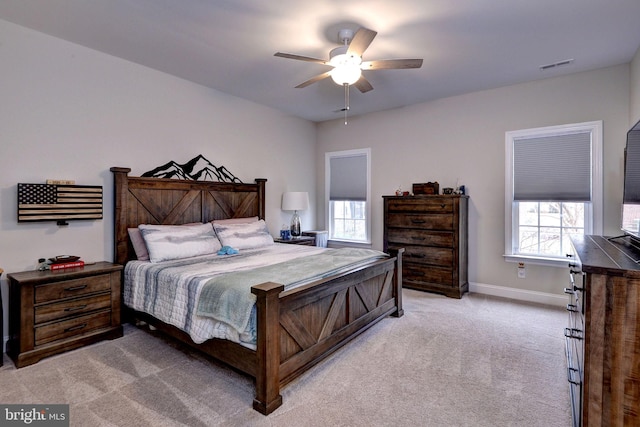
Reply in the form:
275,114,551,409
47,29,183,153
568,235,640,427
383,195,469,298
7,262,123,368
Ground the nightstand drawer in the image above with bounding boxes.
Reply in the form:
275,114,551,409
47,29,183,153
35,310,112,347
35,274,111,303
35,292,112,324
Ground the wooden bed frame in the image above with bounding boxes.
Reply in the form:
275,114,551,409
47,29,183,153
111,167,404,415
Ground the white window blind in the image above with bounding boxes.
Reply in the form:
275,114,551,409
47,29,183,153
329,154,367,201
513,131,592,202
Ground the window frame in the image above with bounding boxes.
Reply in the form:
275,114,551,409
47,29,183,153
325,148,371,245
504,121,603,267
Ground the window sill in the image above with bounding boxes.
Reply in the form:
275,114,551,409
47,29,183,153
503,254,572,268
328,239,372,249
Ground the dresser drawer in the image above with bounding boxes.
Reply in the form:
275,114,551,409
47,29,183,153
34,293,112,324
35,274,111,303
386,213,454,230
386,198,454,213
35,310,112,347
402,245,453,267
404,264,453,286
386,229,453,247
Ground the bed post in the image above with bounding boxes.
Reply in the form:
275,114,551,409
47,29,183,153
110,167,131,266
255,178,267,220
389,248,404,317
251,281,284,415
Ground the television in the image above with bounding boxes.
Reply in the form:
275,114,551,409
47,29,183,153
621,119,640,241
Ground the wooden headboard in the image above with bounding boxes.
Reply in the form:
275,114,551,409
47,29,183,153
111,167,266,265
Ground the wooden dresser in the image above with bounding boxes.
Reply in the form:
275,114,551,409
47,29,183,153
383,195,468,298
568,235,640,426
7,262,123,368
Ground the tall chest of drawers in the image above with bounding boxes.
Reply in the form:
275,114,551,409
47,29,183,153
383,195,469,298
7,262,123,368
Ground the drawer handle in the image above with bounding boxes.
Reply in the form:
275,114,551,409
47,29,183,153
409,270,425,276
411,219,426,224
409,254,426,259
64,305,87,312
411,236,426,241
440,204,446,208
566,303,578,313
64,284,87,292
564,327,583,340
64,323,87,333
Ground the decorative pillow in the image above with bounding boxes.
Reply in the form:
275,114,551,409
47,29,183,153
139,223,221,262
128,222,203,261
212,216,259,226
213,219,274,250
128,228,150,261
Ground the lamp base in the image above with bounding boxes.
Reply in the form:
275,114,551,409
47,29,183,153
290,211,301,237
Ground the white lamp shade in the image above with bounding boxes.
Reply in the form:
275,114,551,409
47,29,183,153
282,192,309,211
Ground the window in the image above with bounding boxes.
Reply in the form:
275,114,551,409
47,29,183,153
325,149,371,243
505,121,603,265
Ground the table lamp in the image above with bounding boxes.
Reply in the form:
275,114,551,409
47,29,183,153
282,192,309,237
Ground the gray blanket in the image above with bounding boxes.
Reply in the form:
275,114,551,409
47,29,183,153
195,248,387,333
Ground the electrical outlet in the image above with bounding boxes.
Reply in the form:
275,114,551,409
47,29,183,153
517,262,526,278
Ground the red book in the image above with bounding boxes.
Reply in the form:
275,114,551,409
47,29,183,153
50,260,85,270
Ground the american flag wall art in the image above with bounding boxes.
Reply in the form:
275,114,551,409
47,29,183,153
17,183,103,223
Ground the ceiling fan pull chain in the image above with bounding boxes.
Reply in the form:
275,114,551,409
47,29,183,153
344,83,349,125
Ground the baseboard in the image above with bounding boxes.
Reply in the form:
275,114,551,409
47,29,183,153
469,282,567,307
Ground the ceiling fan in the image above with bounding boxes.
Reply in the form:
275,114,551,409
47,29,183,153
275,27,423,94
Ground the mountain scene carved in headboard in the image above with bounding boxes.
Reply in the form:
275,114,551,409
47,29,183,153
142,154,243,183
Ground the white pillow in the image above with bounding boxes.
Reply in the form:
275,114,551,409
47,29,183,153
213,219,274,250
139,223,221,262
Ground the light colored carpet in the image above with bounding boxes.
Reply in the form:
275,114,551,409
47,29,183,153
0,290,571,426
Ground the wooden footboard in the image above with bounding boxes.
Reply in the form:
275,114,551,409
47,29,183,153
251,248,403,414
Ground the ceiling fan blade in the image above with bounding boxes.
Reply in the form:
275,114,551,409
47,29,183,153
295,71,332,88
347,28,377,57
353,76,373,93
274,52,329,65
361,59,424,70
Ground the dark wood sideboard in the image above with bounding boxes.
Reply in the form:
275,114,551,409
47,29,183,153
568,235,640,426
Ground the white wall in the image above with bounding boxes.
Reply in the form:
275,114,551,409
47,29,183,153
0,20,316,346
631,46,640,125
316,65,630,300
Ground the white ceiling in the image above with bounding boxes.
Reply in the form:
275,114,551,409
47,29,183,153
2,0,640,122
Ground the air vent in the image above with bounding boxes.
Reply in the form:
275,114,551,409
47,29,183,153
540,59,574,71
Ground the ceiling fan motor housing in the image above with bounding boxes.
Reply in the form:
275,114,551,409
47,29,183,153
337,29,354,44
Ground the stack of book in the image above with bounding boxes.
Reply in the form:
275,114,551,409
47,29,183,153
50,260,84,270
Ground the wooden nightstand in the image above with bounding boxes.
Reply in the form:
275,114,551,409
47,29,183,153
7,262,123,368
274,235,316,246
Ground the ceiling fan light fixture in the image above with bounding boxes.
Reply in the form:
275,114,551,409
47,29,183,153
330,63,362,85
329,51,362,85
